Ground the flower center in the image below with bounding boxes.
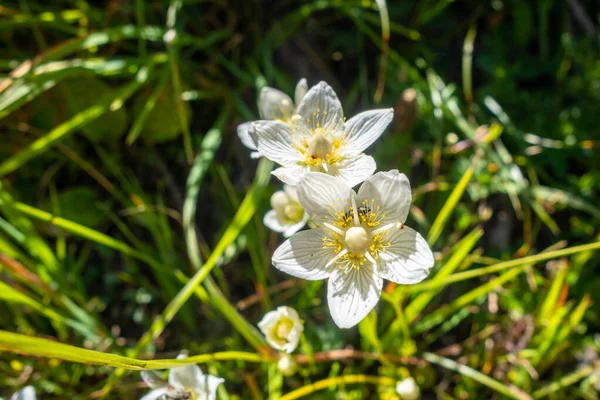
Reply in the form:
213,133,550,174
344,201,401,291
344,226,370,254
284,203,303,222
306,130,333,159
273,317,294,341
322,198,393,271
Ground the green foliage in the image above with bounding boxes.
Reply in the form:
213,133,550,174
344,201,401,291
0,0,599,399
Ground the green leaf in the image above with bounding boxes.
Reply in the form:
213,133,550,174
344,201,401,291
0,65,153,177
132,76,191,143
42,187,104,228
61,77,128,142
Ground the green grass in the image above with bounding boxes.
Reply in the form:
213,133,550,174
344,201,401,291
0,0,599,399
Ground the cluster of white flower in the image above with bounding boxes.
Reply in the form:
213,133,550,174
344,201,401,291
239,79,434,329
131,79,433,399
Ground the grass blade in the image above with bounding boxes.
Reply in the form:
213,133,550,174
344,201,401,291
427,152,480,246
422,352,532,400
405,228,483,322
134,157,273,353
0,330,264,370
0,64,153,176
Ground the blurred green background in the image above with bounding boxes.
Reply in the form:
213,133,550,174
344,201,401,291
0,0,599,399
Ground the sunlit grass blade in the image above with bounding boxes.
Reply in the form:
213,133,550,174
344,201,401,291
0,56,165,120
373,0,389,102
180,110,271,352
405,228,483,322
0,65,153,176
0,330,264,370
279,375,396,400
414,265,528,333
422,352,532,400
134,157,273,353
166,0,193,163
537,261,567,323
405,239,600,293
1,198,154,266
126,67,170,145
183,111,227,268
427,152,480,246
532,363,598,399
0,281,99,340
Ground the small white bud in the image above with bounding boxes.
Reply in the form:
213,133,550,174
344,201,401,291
277,353,297,376
396,377,420,400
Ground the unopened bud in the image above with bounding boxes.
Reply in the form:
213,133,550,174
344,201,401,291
277,353,297,376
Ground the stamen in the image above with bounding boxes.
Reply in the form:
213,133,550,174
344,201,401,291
364,252,377,264
323,222,345,236
351,195,359,226
325,249,348,268
372,222,396,235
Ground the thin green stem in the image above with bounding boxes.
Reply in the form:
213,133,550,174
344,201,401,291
280,375,396,400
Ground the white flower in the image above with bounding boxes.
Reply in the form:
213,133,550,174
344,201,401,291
140,355,224,400
396,377,420,400
277,353,297,376
258,306,304,353
272,170,434,328
264,185,309,237
10,386,36,400
251,81,393,187
237,79,309,158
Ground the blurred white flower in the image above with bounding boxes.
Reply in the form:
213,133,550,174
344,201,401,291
140,355,224,400
10,386,36,400
237,79,308,158
396,377,420,400
277,353,298,376
258,306,304,353
251,81,393,187
264,185,309,237
272,171,434,328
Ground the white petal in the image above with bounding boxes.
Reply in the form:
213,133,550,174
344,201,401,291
257,309,280,331
327,263,383,328
283,185,299,202
250,151,262,159
272,229,336,280
357,170,411,224
294,78,309,106
193,374,224,400
343,108,394,154
297,81,343,132
328,154,376,188
296,172,353,225
237,122,257,151
271,165,307,186
140,388,169,400
169,359,204,391
263,210,286,233
10,387,36,400
260,87,295,120
278,306,304,353
252,121,302,166
283,213,309,238
378,225,434,284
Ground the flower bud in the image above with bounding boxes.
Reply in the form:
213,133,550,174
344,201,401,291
277,353,297,376
396,377,420,400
